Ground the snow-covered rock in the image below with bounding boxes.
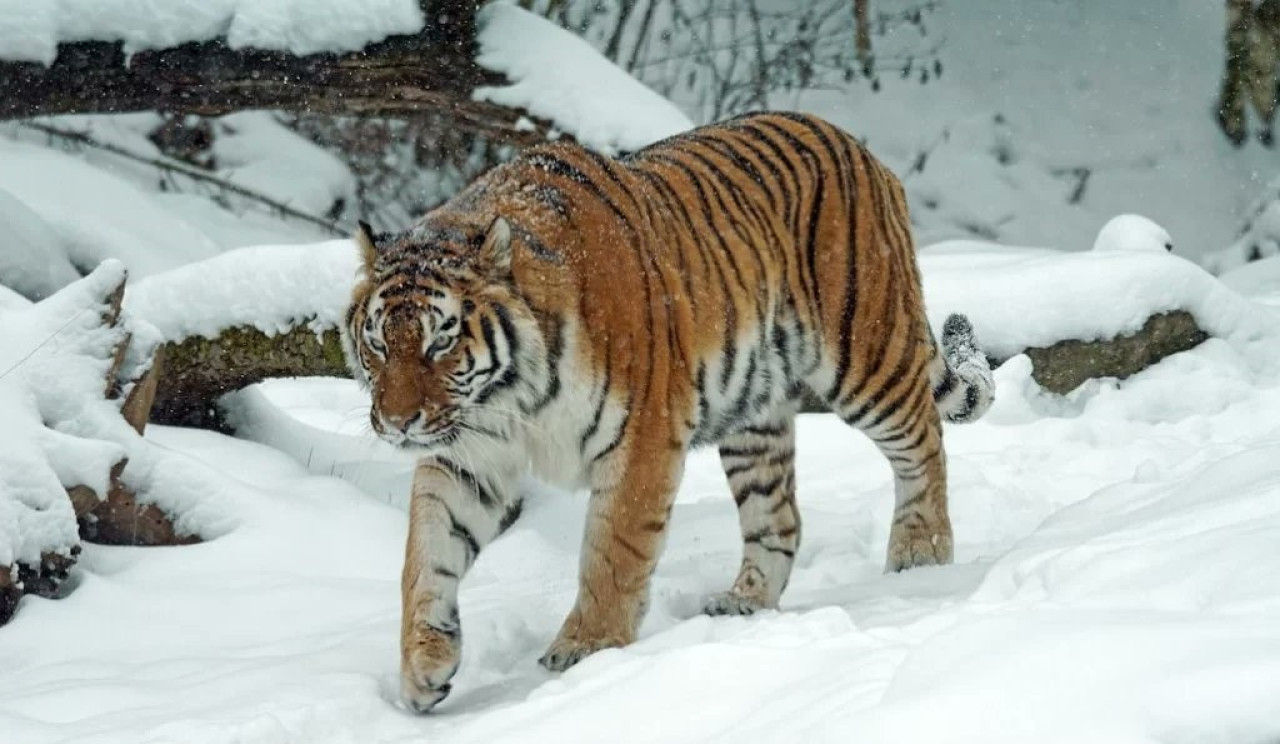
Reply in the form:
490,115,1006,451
1091,214,1174,253
0,263,131,571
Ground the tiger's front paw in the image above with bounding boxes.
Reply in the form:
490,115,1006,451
538,633,624,672
886,525,953,572
400,626,461,713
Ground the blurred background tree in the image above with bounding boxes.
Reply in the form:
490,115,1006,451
1218,0,1280,147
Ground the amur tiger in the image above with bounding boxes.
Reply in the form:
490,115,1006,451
341,111,995,712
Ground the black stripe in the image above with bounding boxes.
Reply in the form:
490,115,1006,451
498,501,523,534
523,315,564,416
579,351,612,453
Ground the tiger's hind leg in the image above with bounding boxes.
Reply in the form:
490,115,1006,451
874,407,951,571
827,371,952,572
705,402,801,616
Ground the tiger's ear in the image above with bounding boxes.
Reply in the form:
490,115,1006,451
481,216,512,273
355,220,379,271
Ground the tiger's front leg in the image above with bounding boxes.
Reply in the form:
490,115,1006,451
539,440,686,671
401,456,521,713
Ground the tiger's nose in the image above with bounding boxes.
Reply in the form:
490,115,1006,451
380,411,422,433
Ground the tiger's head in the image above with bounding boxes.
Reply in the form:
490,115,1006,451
342,215,530,451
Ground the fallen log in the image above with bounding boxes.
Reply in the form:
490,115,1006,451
152,326,346,431
148,311,1213,425
1020,310,1209,395
0,0,555,148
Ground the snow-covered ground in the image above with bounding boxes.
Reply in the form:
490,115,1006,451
2,257,1279,743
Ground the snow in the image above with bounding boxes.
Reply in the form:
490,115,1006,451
0,0,423,64
0,263,132,568
4,1,1280,739
226,0,422,57
1204,176,1280,274
125,240,360,342
0,262,233,569
0,113,350,299
4,304,1280,740
0,136,221,278
474,3,694,155
1220,255,1280,302
0,284,31,313
211,112,356,218
1092,214,1173,253
0,187,79,301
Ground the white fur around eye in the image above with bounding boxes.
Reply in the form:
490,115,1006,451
363,318,387,359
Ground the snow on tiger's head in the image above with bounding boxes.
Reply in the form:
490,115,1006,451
1092,214,1174,254
341,216,529,451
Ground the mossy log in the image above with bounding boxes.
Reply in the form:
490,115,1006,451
796,310,1209,412
153,311,1211,425
152,324,347,430
1020,310,1209,395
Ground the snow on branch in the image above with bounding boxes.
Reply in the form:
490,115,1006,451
474,3,693,154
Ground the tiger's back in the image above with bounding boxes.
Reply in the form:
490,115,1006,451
463,112,962,447
344,111,994,712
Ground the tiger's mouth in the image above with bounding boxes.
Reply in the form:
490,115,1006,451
372,410,461,450
401,428,459,450
378,426,459,451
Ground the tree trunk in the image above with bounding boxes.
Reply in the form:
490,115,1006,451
0,0,554,146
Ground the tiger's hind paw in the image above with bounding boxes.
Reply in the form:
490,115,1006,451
886,528,953,572
539,635,621,672
702,591,771,617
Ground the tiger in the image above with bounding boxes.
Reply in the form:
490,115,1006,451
341,111,995,713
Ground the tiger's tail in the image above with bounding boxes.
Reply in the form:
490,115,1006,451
930,313,995,424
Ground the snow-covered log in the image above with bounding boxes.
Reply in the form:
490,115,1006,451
124,236,1280,433
0,1,559,146
0,2,693,156
0,263,199,625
